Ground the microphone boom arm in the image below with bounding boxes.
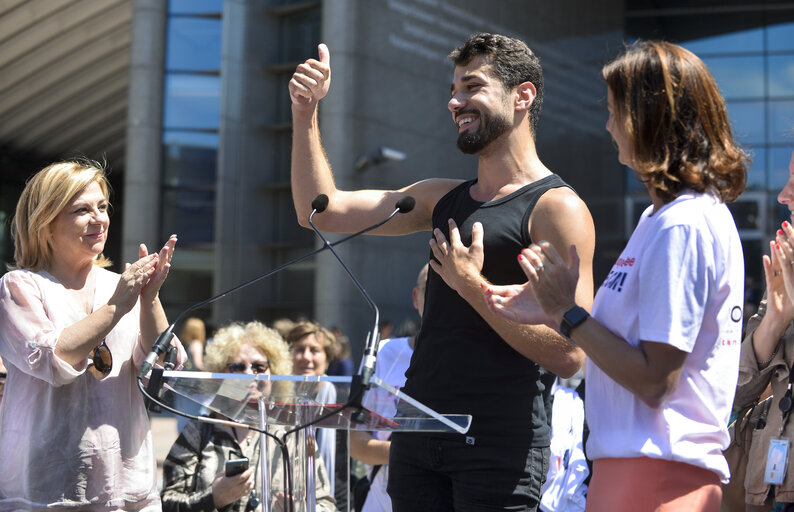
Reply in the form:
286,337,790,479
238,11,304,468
307,194,415,391
137,208,407,381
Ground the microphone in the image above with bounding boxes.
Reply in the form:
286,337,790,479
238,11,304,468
137,194,415,380
312,194,329,213
308,194,415,391
395,196,415,214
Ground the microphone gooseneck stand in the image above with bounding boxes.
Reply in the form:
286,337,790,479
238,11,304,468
136,194,415,382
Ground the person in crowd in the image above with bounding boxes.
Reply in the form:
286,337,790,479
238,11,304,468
161,320,335,512
289,32,595,511
174,317,209,431
484,40,747,511
539,377,588,512
287,321,348,509
287,321,335,379
327,327,354,377
272,317,296,340
0,159,184,510
734,149,794,511
179,316,207,371
378,321,394,342
350,264,427,512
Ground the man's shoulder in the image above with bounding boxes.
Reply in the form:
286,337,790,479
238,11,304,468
536,182,584,206
413,178,468,205
528,182,595,247
532,185,592,224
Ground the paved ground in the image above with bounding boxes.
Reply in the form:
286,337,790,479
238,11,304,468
150,415,180,490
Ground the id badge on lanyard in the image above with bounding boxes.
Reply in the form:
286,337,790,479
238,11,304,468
765,374,794,485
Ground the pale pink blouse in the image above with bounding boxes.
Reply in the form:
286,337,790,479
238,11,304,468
0,268,185,511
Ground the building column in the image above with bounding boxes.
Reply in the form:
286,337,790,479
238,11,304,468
122,0,167,264
315,0,363,337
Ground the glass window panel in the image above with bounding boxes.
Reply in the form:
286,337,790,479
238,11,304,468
166,18,221,72
727,101,765,145
768,55,794,99
272,247,316,312
275,79,292,124
625,167,645,193
702,56,764,99
776,199,792,231
681,27,764,55
744,145,766,191
280,8,321,62
768,22,794,52
264,131,291,184
769,100,794,144
162,188,216,244
274,189,312,242
158,266,213,319
162,139,217,188
741,238,764,312
727,198,762,232
169,0,222,15
163,130,218,148
769,146,794,190
164,74,220,130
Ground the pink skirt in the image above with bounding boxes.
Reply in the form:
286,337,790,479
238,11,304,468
586,457,722,512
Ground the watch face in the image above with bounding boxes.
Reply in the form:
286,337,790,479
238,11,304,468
564,306,589,326
561,306,589,337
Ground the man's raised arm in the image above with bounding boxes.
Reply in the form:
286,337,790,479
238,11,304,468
289,43,337,226
289,44,458,236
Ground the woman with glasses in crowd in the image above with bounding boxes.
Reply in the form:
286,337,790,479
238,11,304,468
0,160,183,511
162,320,335,512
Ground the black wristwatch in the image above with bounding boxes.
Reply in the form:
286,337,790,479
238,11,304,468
560,305,589,339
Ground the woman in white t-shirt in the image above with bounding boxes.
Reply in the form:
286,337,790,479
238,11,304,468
483,41,748,511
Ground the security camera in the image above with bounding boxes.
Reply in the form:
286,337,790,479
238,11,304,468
354,146,407,171
377,147,407,163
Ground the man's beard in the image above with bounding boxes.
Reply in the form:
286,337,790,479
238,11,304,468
456,108,512,154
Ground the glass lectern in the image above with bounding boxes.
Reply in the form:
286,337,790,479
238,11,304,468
156,371,471,512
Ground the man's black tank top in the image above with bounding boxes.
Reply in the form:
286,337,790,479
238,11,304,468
402,174,572,446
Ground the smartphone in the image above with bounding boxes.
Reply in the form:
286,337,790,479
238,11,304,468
225,457,249,477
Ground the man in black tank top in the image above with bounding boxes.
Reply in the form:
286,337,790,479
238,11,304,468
289,33,596,511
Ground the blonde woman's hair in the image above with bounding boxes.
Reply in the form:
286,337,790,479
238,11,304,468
204,321,292,376
10,159,111,271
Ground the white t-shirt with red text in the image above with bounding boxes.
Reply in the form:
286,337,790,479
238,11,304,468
586,192,744,482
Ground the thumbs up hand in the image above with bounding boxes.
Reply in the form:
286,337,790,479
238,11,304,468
289,43,332,111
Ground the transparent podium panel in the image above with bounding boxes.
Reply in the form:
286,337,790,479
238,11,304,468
258,422,316,512
157,371,471,434
155,372,470,512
